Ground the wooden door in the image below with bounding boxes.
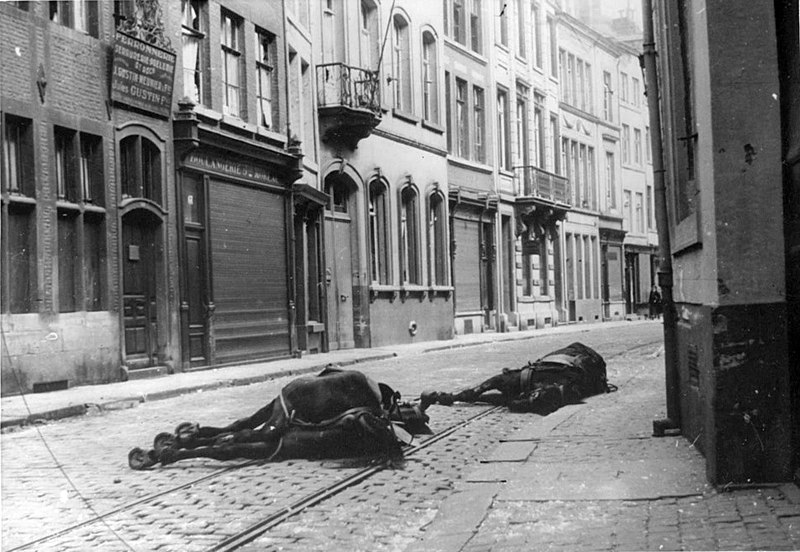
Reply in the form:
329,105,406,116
325,213,354,350
181,175,209,367
122,219,158,367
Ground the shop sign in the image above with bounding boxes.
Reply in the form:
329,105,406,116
184,151,281,185
111,31,176,118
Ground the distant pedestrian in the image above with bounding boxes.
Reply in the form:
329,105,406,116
648,285,662,319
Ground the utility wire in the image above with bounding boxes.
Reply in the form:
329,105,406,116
0,322,138,552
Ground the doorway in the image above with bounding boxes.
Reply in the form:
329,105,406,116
122,211,161,368
324,174,357,350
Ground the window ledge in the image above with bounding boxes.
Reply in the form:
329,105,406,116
392,109,420,125
421,120,445,134
194,104,223,123
56,200,81,211
221,114,257,134
83,204,107,214
444,36,488,65
448,156,493,174
3,194,36,206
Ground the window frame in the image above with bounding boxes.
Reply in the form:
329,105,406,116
392,14,412,113
399,185,421,285
181,0,206,106
473,85,485,162
221,10,243,118
368,179,392,285
256,29,278,130
422,31,440,124
428,191,448,286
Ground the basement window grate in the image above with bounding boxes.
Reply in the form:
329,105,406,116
688,345,700,387
33,380,69,393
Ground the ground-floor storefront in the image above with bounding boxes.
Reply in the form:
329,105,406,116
173,108,303,370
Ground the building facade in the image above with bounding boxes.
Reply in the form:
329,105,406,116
1,0,661,397
650,0,798,483
311,1,453,349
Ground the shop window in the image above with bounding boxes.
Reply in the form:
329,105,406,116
221,10,243,118
539,235,549,295
392,14,412,112
256,29,278,129
120,135,162,205
369,180,391,284
400,186,420,285
2,114,38,313
522,238,536,296
422,31,439,124
181,0,205,105
428,193,447,286
50,0,98,37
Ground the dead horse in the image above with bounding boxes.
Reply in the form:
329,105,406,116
128,367,431,470
420,342,614,415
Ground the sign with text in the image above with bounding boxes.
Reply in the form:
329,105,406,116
111,31,176,118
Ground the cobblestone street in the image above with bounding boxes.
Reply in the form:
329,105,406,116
3,322,799,551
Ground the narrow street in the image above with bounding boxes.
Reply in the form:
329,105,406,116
3,322,799,551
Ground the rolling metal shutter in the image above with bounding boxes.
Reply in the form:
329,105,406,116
209,181,290,363
453,218,481,312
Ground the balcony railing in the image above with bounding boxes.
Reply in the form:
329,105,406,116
514,165,572,205
316,63,381,113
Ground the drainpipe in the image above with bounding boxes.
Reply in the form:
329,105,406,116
642,0,681,436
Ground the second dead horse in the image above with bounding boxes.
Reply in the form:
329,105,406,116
420,342,615,415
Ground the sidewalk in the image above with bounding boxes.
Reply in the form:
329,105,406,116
416,340,800,551
1,319,637,431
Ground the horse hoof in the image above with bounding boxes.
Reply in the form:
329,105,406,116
153,432,176,453
157,447,178,466
128,447,158,470
175,422,199,444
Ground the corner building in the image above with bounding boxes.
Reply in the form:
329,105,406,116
1,1,184,393
651,0,799,483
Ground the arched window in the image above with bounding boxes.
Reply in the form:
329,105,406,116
422,31,439,124
400,185,420,284
368,180,390,284
392,15,412,112
120,135,162,205
428,192,447,286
